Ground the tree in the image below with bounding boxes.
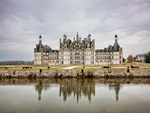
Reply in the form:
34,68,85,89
31,60,34,65
134,57,136,62
145,52,150,63
123,58,125,62
127,55,134,63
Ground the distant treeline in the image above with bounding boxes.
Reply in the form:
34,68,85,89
0,61,33,65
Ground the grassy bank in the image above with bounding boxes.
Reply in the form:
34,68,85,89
73,65,150,69
0,63,150,70
0,65,69,70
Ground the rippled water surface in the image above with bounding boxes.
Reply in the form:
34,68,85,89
0,78,150,113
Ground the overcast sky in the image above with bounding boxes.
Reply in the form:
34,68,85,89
0,0,150,61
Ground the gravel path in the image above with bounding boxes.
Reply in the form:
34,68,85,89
62,66,77,69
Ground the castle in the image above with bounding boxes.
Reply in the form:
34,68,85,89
34,32,123,65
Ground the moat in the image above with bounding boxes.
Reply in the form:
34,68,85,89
0,78,150,113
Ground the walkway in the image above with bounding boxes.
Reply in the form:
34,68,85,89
62,66,77,69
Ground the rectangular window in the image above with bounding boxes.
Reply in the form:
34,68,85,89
92,56,94,59
75,52,80,55
91,61,94,64
91,51,94,55
82,56,84,60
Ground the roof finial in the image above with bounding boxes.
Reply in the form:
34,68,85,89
39,35,42,43
115,34,118,43
77,32,79,38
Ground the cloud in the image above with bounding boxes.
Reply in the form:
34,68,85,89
0,0,150,61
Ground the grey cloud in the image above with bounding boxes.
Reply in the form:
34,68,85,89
0,0,150,61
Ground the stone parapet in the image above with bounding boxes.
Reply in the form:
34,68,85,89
0,69,150,78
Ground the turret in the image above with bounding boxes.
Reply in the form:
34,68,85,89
65,35,67,41
63,34,66,41
89,34,91,41
113,34,120,51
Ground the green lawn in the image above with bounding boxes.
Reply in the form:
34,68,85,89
0,65,69,70
0,63,150,70
73,64,150,69
123,62,150,65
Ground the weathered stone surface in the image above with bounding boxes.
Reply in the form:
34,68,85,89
0,69,150,78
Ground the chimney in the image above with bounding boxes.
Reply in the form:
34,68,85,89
79,37,81,42
87,35,89,41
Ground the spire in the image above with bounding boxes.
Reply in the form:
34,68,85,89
77,32,79,39
39,35,42,44
115,34,118,43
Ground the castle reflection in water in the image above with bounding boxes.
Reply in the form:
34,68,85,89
0,78,150,102
59,79,95,103
34,79,124,102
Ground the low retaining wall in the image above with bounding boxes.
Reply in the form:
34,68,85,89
0,69,150,78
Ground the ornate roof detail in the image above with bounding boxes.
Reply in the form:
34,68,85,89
34,35,52,53
59,33,95,50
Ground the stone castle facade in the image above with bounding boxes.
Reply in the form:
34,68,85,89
34,33,123,65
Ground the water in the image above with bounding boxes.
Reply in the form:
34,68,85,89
0,78,150,113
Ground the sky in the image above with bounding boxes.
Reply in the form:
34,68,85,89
0,0,150,61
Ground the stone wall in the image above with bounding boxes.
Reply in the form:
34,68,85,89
0,69,150,78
